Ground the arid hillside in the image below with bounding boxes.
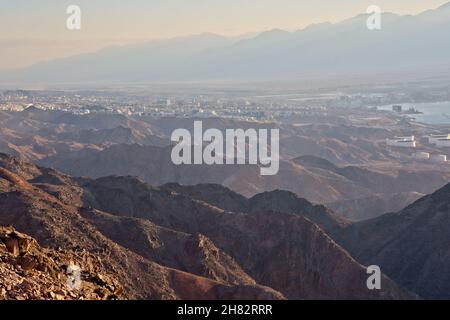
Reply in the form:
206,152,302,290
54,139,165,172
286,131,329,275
1,109,449,220
0,153,413,300
337,182,450,299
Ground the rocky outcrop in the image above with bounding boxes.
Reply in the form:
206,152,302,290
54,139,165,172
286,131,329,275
0,227,122,300
0,229,35,257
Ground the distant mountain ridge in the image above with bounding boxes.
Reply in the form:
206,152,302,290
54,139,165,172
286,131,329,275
338,181,450,299
2,3,450,83
1,108,449,221
40,143,450,208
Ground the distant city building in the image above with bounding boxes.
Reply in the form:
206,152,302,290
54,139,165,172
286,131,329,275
435,139,450,147
392,105,402,113
397,135,415,141
386,136,416,148
413,152,430,160
430,154,448,163
427,134,450,147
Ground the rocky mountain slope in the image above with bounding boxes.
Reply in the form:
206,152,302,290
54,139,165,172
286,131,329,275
0,226,122,300
166,179,450,300
337,182,450,299
328,191,425,221
0,153,412,300
0,154,284,300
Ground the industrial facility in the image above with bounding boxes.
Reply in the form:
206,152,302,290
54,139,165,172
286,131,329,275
386,136,416,148
427,134,450,146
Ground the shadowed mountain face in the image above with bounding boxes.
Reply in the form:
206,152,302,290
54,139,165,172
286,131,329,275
0,153,414,300
84,173,450,300
41,145,450,218
337,183,450,299
160,183,348,239
327,192,425,221
153,182,450,299
2,3,450,84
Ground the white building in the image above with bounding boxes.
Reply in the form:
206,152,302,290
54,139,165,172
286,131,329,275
386,136,416,148
428,134,450,145
396,136,415,141
413,152,430,160
435,139,450,147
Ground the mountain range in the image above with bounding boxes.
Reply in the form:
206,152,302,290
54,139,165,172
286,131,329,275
2,2,450,84
2,150,450,299
0,153,415,299
1,108,449,221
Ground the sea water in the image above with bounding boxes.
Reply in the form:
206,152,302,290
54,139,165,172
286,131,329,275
379,101,450,124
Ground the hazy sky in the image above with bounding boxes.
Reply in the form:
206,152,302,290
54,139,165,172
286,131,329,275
0,0,449,68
